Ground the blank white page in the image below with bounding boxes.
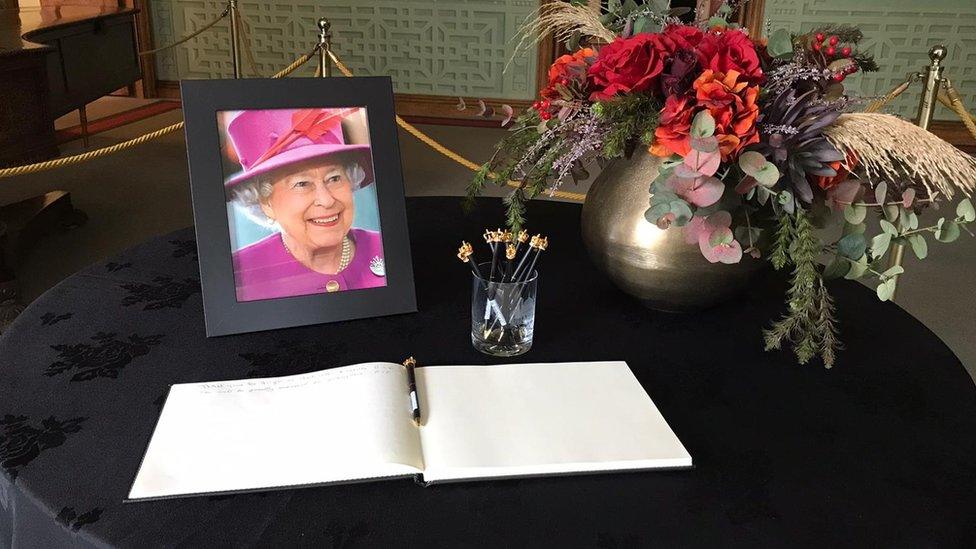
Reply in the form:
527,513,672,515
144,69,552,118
416,361,691,483
128,362,423,500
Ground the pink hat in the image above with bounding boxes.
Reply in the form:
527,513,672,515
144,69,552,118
224,108,374,190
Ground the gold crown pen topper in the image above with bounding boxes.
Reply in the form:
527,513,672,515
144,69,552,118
457,241,474,262
529,234,549,251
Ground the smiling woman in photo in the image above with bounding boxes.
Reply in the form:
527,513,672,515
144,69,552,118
224,108,387,302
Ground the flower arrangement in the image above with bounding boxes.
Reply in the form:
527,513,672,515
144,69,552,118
468,0,976,367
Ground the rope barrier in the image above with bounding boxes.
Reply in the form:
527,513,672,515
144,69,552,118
327,51,587,203
864,74,918,114
863,74,976,142
0,45,320,180
138,4,230,57
939,81,976,142
5,20,969,202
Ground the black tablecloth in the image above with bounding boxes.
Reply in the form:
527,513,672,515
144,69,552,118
2,197,975,548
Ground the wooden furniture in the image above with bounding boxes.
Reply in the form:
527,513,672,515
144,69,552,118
0,5,137,328
0,5,141,163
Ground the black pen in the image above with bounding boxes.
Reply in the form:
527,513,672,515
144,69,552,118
404,357,421,426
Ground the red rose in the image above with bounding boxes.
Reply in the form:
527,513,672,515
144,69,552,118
662,24,704,52
696,30,764,85
587,34,671,101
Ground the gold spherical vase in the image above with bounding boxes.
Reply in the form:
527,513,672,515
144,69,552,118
581,153,768,312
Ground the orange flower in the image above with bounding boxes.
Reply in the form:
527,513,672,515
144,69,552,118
813,151,858,190
650,94,695,157
541,48,595,100
692,69,759,160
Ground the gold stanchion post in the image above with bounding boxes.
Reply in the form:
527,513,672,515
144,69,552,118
887,45,947,299
317,18,332,78
229,0,242,79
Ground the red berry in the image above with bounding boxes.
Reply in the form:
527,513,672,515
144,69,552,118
826,46,836,56
541,99,551,109
812,42,822,52
832,72,845,82
841,46,852,57
815,33,825,42
540,111,551,120
532,101,540,109
829,36,839,46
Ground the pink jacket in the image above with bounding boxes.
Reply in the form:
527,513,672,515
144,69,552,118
232,228,386,302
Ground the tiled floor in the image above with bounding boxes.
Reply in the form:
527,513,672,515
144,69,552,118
4,101,975,383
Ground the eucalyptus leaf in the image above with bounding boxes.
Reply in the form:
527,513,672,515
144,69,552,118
884,204,899,222
646,202,671,223
709,228,734,247
777,190,795,211
958,198,976,222
898,207,911,231
908,234,928,259
669,199,694,227
823,258,850,280
766,28,794,58
876,279,897,301
756,186,770,206
691,111,716,138
935,220,961,242
837,232,867,260
874,181,887,205
738,151,765,174
908,211,919,230
880,265,905,279
845,255,869,279
843,221,866,236
734,226,762,246
754,163,780,188
844,204,867,224
879,219,897,236
870,232,892,260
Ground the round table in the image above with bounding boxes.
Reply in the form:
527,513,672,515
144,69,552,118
2,197,975,547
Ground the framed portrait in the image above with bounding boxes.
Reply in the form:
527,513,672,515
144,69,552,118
181,77,416,336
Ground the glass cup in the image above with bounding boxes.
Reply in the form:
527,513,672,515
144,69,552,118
471,263,538,357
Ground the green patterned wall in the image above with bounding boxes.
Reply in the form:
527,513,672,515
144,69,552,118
149,0,540,101
766,0,976,120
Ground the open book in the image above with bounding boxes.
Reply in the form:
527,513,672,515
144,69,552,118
128,361,691,500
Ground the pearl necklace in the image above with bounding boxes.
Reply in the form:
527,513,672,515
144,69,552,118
282,235,353,273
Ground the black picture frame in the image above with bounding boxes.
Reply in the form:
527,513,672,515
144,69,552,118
181,77,416,336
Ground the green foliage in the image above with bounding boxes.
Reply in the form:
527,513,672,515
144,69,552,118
958,198,976,223
836,232,866,260
764,209,841,368
766,28,794,58
596,94,661,159
464,162,492,212
770,214,793,270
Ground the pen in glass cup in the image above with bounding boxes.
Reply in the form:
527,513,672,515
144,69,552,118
486,234,547,340
457,242,506,336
